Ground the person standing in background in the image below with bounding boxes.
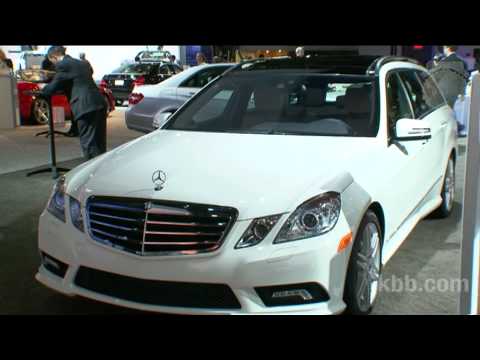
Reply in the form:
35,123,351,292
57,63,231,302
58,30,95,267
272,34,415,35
430,45,469,108
169,54,181,67
196,52,207,65
442,46,468,71
431,46,470,135
464,53,476,72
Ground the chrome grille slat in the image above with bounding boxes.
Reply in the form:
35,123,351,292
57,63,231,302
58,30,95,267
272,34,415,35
143,241,218,245
86,196,238,256
91,228,136,243
147,206,191,216
90,219,142,232
90,202,145,213
90,211,142,223
145,220,226,228
144,231,222,236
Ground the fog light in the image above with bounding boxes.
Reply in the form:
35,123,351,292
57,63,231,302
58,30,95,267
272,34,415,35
272,289,313,301
41,252,69,278
43,256,60,270
255,282,330,307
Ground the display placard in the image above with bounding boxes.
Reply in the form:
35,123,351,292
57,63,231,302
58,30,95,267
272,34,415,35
460,73,480,314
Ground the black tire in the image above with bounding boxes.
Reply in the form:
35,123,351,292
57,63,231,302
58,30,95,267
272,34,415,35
104,95,112,114
343,210,383,315
430,156,455,219
31,98,50,125
115,99,124,107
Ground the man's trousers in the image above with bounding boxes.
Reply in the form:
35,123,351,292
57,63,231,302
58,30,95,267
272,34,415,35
76,109,107,160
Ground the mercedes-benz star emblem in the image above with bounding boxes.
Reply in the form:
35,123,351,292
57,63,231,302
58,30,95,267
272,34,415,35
152,170,167,191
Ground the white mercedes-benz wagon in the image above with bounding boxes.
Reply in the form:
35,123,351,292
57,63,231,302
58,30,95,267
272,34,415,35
37,55,457,315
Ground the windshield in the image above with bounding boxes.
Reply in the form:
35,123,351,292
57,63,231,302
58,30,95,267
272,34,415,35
165,71,378,137
113,63,157,74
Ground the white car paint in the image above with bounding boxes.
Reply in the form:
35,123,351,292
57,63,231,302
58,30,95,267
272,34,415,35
36,60,457,314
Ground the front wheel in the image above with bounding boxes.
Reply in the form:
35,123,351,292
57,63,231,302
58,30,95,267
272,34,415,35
430,156,455,218
343,210,383,315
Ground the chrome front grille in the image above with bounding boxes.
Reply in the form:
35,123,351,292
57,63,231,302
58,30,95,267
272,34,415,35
86,196,238,256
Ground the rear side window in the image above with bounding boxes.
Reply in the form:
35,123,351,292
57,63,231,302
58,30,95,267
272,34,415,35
114,63,155,74
180,67,229,88
398,70,434,119
415,70,447,109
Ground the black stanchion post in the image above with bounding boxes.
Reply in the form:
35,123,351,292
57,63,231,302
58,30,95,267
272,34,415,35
26,92,71,179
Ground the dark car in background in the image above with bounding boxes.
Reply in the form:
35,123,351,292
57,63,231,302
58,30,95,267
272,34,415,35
101,62,183,106
125,63,233,133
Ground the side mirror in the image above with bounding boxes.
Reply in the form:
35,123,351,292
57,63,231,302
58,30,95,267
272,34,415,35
394,118,432,141
134,56,140,62
152,111,173,130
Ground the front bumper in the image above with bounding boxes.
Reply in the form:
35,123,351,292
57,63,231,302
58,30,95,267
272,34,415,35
37,207,353,315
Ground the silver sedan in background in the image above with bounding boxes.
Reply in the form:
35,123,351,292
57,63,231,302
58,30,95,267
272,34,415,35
125,63,233,133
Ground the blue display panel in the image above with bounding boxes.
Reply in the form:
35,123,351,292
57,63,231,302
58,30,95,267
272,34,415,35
185,46,213,66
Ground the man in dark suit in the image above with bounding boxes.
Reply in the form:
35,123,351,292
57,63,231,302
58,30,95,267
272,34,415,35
41,53,79,137
42,46,107,160
441,45,468,71
430,45,469,108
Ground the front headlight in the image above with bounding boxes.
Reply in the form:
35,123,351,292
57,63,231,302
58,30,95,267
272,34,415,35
274,192,341,244
235,214,282,249
47,176,66,222
69,196,84,232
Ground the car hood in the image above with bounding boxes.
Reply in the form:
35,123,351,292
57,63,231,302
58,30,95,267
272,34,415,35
72,131,378,219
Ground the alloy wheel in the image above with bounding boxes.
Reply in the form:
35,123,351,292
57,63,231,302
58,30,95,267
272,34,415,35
443,159,455,212
33,98,50,125
355,222,381,313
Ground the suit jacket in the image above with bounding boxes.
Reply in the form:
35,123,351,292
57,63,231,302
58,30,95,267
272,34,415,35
42,55,105,120
442,53,468,72
430,53,469,107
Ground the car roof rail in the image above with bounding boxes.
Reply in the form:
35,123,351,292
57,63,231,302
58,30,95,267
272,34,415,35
366,56,421,75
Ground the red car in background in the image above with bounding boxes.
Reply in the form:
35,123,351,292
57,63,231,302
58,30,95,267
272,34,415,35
17,76,115,125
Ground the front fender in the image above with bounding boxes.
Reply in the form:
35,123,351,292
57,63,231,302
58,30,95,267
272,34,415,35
341,180,372,240
288,171,355,213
